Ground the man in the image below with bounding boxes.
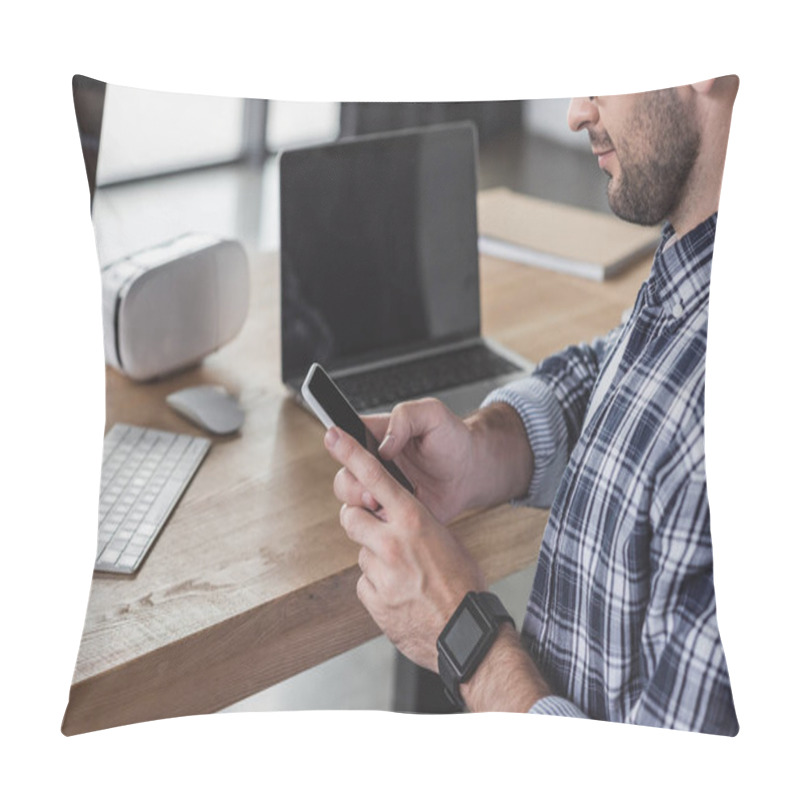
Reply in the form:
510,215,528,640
323,77,739,734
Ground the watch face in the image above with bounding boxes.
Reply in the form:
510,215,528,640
441,599,493,672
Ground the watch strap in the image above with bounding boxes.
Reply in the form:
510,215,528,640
437,591,514,710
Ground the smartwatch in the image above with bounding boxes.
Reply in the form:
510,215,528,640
437,591,515,710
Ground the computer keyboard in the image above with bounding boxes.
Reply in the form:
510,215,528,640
96,424,211,575
335,344,520,411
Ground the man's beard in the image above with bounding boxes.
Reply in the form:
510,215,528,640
599,90,701,227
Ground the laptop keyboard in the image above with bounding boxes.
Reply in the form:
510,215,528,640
336,344,521,411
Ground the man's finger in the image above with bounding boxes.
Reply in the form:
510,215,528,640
339,502,384,552
378,397,446,459
333,467,381,511
363,413,390,443
357,545,374,576
355,571,378,613
326,426,404,509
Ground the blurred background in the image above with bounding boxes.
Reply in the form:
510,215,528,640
74,79,612,266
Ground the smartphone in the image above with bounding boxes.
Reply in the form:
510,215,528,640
301,362,414,494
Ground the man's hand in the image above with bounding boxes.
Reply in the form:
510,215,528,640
325,418,553,711
334,397,535,526
325,424,486,672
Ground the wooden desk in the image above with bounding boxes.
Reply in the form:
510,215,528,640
62,250,650,735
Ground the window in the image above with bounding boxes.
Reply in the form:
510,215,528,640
96,84,246,185
95,84,340,186
266,101,340,150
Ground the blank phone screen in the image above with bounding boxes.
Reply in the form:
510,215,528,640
307,366,413,493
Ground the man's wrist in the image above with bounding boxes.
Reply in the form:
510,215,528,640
463,403,535,509
459,624,551,713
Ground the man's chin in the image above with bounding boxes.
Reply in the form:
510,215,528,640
608,191,651,226
606,182,625,216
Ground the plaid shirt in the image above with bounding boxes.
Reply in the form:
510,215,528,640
484,214,738,735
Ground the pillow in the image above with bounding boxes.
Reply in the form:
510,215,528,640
63,77,738,737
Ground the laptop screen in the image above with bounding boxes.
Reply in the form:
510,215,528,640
280,122,481,385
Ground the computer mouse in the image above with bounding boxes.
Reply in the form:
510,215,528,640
166,385,245,436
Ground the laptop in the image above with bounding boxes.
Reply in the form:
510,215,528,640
279,121,533,417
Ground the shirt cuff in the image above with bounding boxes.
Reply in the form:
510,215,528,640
482,377,569,508
528,694,588,718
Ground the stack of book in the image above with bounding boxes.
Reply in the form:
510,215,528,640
477,187,660,281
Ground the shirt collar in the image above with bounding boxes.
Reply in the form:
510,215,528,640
644,213,717,315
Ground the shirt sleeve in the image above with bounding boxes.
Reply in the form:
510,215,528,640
528,694,588,718
482,327,624,508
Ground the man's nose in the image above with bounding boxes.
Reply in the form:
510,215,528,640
568,97,598,132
